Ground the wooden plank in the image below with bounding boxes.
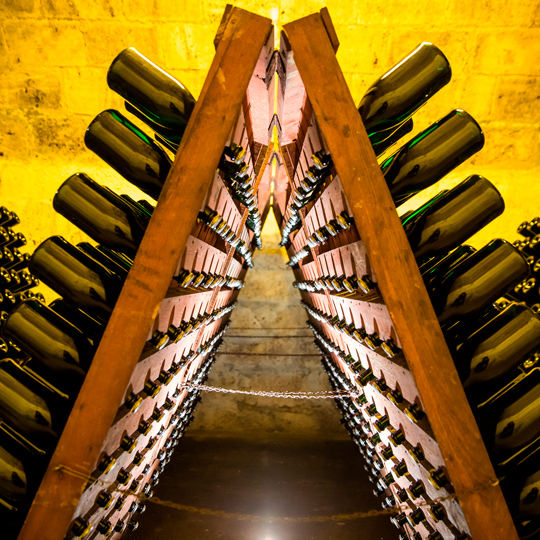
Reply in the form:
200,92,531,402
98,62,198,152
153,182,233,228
18,8,272,540
284,11,519,540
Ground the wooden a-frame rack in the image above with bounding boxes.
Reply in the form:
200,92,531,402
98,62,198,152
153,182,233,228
16,6,519,540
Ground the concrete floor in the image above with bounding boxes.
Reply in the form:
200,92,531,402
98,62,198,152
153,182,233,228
125,433,399,540
124,214,399,540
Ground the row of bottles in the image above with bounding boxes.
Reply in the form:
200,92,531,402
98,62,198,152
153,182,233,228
294,273,375,295
286,211,354,266
70,349,217,538
197,207,253,267
0,206,43,314
174,268,244,290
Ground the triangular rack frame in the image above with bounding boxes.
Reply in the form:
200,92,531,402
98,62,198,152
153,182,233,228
16,6,519,540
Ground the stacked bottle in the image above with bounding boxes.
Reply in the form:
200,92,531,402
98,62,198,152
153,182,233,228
283,40,540,539
509,218,540,311
0,206,44,316
218,147,264,249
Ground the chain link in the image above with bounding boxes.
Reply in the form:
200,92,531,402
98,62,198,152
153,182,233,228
181,382,361,400
55,463,499,524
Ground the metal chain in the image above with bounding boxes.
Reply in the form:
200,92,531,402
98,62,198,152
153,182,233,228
55,463,500,523
181,382,361,400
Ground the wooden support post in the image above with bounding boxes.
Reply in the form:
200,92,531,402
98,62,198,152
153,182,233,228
17,8,272,540
284,11,519,540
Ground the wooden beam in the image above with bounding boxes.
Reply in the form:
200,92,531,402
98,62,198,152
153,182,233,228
18,8,272,540
284,11,519,540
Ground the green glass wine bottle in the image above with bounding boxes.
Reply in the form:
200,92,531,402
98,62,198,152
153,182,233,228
107,47,196,147
426,239,530,324
450,303,540,390
53,173,149,258
381,109,484,207
403,175,504,261
0,358,71,452
2,299,94,391
358,42,451,137
85,109,172,200
29,236,124,320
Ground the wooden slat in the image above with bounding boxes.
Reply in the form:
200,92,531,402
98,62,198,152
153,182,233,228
18,8,272,540
284,12,519,540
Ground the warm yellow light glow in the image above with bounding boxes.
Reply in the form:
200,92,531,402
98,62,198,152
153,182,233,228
271,157,277,178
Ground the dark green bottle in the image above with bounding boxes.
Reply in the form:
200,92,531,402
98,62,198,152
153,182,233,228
0,421,48,537
474,367,540,464
107,47,196,146
421,244,477,287
0,358,71,451
381,109,485,207
450,304,540,390
426,239,530,324
49,299,104,345
85,109,172,200
29,236,123,319
77,242,130,279
403,175,504,261
358,42,451,137
53,173,149,258
2,299,94,390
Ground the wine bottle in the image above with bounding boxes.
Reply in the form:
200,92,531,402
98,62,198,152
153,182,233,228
0,358,71,451
29,236,124,319
2,299,94,390
53,173,149,258
49,299,104,344
381,109,485,207
107,47,196,146
426,239,530,324
403,175,504,261
471,366,540,478
450,303,540,390
358,42,451,137
85,109,172,200
76,242,129,280
0,421,48,535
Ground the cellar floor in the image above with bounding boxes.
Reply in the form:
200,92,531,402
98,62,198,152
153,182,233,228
124,432,399,540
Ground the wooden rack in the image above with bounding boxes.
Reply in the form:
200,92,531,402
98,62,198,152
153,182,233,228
14,5,521,540
276,9,519,540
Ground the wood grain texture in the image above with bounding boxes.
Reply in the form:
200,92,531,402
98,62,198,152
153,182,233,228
17,8,272,540
284,11,519,540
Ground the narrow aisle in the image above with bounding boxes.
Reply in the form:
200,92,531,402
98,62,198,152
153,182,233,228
126,211,398,540
125,434,399,540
